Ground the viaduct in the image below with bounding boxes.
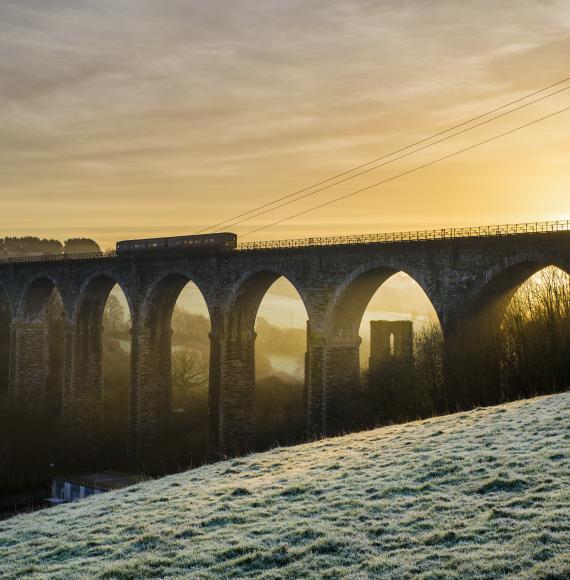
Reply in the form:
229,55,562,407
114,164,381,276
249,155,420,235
1,221,569,469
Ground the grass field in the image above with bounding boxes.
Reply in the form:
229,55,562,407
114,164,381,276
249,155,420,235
1,392,569,578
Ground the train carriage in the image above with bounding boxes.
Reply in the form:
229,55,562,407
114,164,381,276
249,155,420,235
116,233,237,255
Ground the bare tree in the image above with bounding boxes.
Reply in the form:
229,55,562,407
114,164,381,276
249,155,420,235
172,350,208,392
104,295,126,333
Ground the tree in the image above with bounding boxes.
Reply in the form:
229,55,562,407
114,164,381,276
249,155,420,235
0,236,62,257
103,295,126,333
171,307,210,345
172,350,208,392
63,238,101,254
502,266,570,398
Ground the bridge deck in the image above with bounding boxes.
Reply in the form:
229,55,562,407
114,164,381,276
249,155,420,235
0,219,568,265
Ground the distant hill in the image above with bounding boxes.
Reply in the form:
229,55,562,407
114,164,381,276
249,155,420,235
0,393,568,578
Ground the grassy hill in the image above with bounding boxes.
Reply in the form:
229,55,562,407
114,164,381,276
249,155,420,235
1,393,569,578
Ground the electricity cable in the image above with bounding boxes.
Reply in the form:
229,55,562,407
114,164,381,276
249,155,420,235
239,106,570,238
209,86,570,231
194,76,570,234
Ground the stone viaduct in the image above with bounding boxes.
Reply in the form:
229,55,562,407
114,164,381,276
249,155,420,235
1,224,569,469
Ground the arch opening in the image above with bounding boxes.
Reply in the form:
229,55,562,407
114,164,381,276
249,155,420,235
501,265,570,400
446,263,570,410
145,275,211,470
253,276,308,450
12,278,65,480
332,269,444,427
101,284,132,470
19,277,59,324
73,276,132,470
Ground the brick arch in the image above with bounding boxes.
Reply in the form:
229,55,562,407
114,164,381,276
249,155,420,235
223,269,309,337
140,272,212,335
17,275,64,324
325,265,442,340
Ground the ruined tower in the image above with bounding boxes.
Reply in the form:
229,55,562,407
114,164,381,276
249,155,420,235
369,320,414,380
368,320,415,422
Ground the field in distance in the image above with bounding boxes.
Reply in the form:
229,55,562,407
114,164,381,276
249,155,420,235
0,392,569,578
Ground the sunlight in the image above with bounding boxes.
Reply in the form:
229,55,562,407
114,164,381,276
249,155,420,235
505,266,570,322
358,271,440,368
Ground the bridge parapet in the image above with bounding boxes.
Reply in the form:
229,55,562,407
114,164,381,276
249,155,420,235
236,220,570,251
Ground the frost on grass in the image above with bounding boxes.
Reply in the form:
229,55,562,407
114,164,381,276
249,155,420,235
1,393,569,578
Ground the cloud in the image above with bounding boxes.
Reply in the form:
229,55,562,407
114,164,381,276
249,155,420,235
0,0,569,245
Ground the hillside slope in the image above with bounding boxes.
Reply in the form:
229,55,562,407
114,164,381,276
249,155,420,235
1,393,569,578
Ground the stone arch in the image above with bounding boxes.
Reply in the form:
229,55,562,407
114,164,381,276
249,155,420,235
75,274,132,330
443,259,570,410
215,269,310,454
326,265,441,340
64,274,133,470
10,276,66,472
499,264,570,399
461,259,570,324
132,271,213,471
18,275,63,323
308,265,442,434
224,269,310,338
141,272,212,334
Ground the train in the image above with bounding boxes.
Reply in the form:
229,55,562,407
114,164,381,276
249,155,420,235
116,233,237,255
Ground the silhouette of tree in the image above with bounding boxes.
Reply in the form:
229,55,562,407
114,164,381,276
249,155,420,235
103,295,126,333
63,238,101,254
0,236,62,257
172,350,208,391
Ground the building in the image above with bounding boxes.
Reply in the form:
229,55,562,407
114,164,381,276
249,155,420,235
48,471,144,505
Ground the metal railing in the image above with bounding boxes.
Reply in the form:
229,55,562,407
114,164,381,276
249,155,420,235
236,220,570,251
0,220,568,264
0,250,117,265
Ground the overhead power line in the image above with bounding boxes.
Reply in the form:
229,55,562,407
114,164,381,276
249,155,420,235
195,76,570,234
239,106,570,238
207,86,570,231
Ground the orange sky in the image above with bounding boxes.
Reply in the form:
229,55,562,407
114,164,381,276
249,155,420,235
1,1,569,248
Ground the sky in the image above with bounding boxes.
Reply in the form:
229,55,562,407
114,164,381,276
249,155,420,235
1,0,570,249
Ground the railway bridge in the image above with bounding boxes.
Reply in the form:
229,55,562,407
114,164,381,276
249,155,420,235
1,221,569,469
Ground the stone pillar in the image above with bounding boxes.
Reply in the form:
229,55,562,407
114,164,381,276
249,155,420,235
9,322,51,470
9,322,50,412
306,332,362,436
207,330,223,456
61,323,105,469
216,330,256,455
305,327,327,435
129,326,172,470
323,338,362,434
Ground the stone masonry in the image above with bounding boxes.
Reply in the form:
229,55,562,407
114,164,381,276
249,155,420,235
0,230,568,469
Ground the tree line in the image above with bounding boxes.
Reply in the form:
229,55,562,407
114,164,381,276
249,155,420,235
0,236,101,258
